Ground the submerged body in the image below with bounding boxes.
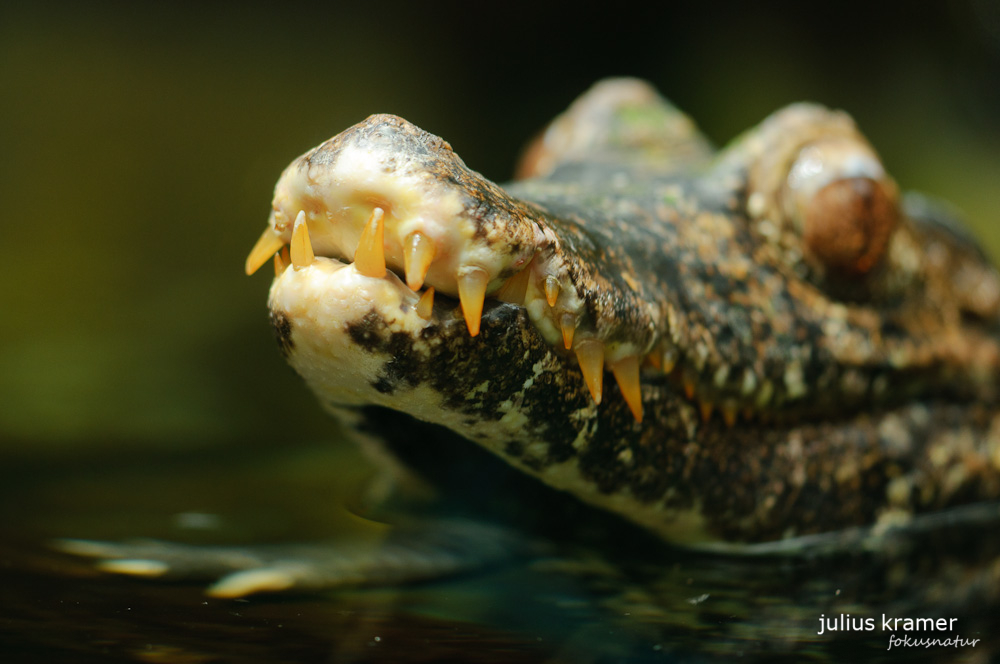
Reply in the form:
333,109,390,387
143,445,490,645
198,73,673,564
244,78,1000,548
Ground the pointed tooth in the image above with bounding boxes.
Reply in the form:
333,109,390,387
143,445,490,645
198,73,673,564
458,267,489,337
560,314,576,350
699,401,714,423
416,287,435,320
646,352,662,370
544,275,560,307
273,250,288,276
290,210,314,269
355,207,386,278
662,347,678,374
683,379,696,400
722,402,738,427
246,227,285,275
611,356,643,422
404,231,435,290
574,340,604,405
682,367,699,400
495,266,531,304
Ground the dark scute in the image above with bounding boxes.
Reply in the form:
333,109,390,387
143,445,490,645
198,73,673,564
346,309,385,351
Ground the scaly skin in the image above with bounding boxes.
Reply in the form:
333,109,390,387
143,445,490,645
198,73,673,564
250,78,1000,546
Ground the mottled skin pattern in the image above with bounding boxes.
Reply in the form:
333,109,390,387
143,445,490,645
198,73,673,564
313,304,1000,545
265,78,1000,547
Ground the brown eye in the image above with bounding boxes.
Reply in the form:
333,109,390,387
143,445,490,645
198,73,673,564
802,175,898,275
782,137,899,276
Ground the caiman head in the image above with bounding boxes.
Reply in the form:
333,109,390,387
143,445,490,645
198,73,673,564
246,79,1000,546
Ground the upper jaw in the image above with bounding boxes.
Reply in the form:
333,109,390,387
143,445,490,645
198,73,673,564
249,113,543,294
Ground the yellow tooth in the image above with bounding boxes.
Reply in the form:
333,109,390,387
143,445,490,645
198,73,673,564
404,231,435,290
611,356,643,422
684,380,696,400
290,210,314,269
273,249,288,276
662,349,678,374
246,227,285,276
560,313,576,350
355,207,386,278
646,352,662,370
722,403,738,427
575,339,604,405
544,275,560,307
458,267,489,337
416,287,435,320
495,265,531,304
700,401,714,423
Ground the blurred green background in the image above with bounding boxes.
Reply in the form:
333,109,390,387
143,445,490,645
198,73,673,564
2,1,999,453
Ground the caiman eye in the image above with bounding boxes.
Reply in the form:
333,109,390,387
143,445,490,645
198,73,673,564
742,104,903,284
782,137,899,276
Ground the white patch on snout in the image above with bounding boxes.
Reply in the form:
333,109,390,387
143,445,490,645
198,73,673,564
269,258,426,407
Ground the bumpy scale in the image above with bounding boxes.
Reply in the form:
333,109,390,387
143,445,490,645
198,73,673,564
243,78,1000,547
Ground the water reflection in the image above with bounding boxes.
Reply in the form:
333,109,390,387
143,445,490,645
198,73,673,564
3,440,997,662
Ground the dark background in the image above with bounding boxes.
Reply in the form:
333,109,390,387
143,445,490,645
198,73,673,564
3,0,999,452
